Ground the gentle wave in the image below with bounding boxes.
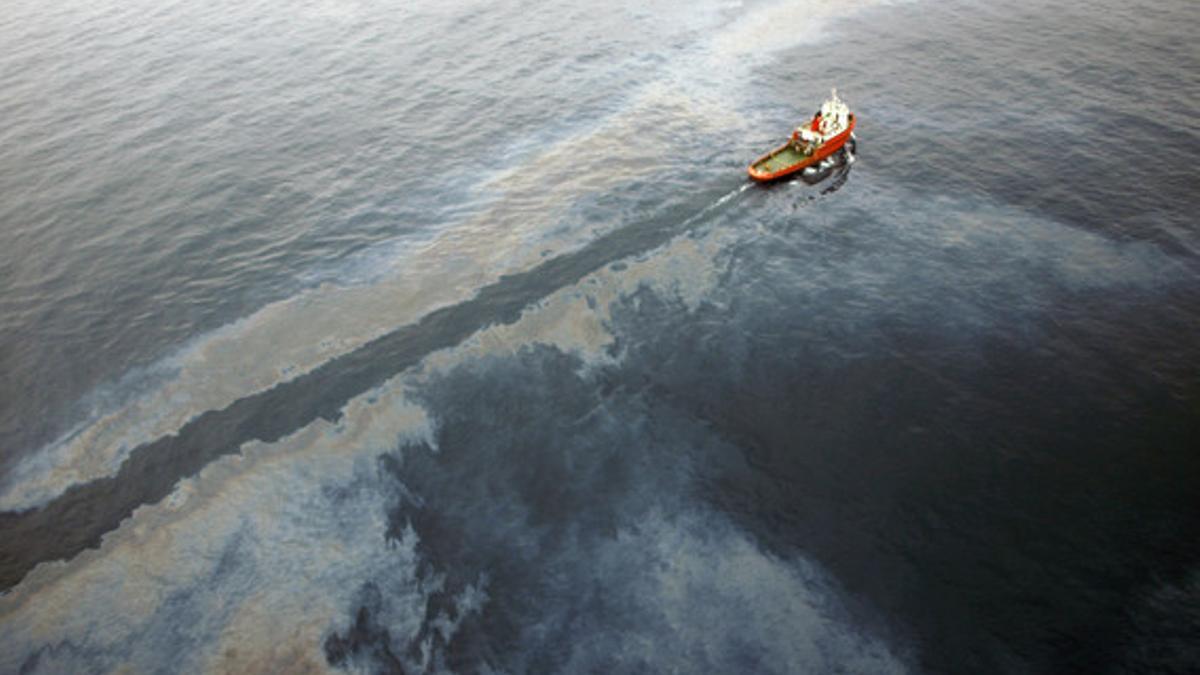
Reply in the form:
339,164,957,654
0,0,902,511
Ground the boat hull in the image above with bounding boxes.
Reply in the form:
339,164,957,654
747,114,856,182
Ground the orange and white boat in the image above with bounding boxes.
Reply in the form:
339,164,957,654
748,89,856,182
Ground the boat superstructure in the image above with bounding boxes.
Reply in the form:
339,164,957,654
748,89,856,182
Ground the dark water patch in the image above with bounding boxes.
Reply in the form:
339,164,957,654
314,183,1199,671
373,345,698,673
0,180,740,593
334,340,906,673
324,582,410,675
1111,572,1200,674
760,0,1200,257
586,214,1200,673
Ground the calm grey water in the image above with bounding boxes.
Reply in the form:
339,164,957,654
2,0,1198,672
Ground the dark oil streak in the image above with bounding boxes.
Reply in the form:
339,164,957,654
0,181,744,593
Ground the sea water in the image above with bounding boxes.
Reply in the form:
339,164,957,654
1,0,1197,672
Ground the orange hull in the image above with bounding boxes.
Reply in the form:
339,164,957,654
747,114,856,182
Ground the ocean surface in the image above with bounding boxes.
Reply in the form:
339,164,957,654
2,0,1198,672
